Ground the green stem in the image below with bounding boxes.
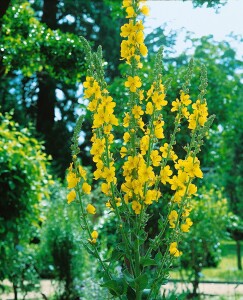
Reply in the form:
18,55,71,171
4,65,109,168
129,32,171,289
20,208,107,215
76,186,112,280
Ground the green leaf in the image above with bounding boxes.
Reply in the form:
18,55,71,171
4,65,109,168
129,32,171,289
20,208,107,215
101,278,127,296
105,248,123,263
126,286,136,300
135,273,148,291
140,257,157,267
81,242,95,257
124,270,135,287
155,251,162,264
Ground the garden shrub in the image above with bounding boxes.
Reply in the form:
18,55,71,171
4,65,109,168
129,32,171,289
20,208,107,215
0,111,52,298
38,181,89,300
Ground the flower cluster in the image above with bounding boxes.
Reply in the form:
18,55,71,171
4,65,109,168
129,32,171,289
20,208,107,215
66,0,213,297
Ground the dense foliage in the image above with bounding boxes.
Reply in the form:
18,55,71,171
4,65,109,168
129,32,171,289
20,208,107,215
0,111,52,297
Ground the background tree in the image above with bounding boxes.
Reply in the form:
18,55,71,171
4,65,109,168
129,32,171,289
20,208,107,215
0,0,122,176
179,187,229,297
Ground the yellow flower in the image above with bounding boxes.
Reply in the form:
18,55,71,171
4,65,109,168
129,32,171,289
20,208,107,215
90,138,105,159
123,132,130,143
154,120,165,139
180,92,192,106
144,189,160,205
122,0,132,8
150,150,162,167
83,76,94,88
125,76,142,92
89,230,98,244
181,218,193,232
126,6,136,18
187,183,197,196
138,165,155,183
140,135,149,155
171,98,180,112
120,146,128,158
140,5,149,16
188,113,197,130
103,166,116,183
152,91,167,110
79,166,87,180
132,201,142,214
184,156,203,178
82,182,91,194
67,172,79,189
101,182,110,195
91,230,98,239
86,203,96,214
120,21,135,37
132,105,144,119
67,190,76,204
123,112,131,127
160,165,173,185
168,210,178,228
146,102,154,115
169,242,182,257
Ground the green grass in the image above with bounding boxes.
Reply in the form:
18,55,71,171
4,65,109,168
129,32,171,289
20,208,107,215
170,240,243,282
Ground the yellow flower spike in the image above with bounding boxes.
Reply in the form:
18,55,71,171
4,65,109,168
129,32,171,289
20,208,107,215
86,203,96,214
67,190,76,204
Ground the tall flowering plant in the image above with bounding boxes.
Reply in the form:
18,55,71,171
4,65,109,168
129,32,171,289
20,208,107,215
66,0,214,299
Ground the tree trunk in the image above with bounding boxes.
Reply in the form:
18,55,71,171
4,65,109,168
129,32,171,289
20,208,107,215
13,282,18,300
36,75,56,138
192,267,200,298
36,0,58,150
236,240,242,270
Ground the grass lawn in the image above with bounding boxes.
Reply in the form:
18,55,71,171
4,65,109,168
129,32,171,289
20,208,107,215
170,240,243,282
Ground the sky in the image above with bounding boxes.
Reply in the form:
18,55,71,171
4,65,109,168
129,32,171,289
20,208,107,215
144,0,243,58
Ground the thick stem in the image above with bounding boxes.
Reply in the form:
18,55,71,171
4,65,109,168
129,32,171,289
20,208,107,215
192,267,200,297
236,240,242,271
13,282,18,300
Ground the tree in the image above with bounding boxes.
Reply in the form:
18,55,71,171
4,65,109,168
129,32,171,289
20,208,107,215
0,0,122,176
179,187,228,297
